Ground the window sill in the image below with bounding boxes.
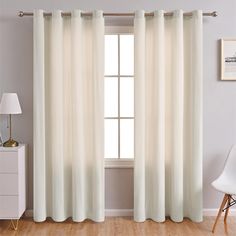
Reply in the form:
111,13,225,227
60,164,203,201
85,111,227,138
105,159,134,169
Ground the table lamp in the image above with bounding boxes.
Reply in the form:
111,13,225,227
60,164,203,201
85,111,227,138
0,93,22,147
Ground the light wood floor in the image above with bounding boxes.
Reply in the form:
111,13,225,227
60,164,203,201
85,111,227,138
0,217,235,236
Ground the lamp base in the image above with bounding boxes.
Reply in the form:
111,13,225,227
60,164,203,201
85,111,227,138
3,139,19,147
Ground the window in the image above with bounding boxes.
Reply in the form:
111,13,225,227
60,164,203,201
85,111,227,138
104,27,134,167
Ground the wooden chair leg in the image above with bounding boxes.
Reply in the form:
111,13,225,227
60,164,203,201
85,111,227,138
212,194,228,233
224,195,231,223
224,195,231,234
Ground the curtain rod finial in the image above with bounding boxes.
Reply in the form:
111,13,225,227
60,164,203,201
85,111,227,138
18,11,24,17
212,11,218,17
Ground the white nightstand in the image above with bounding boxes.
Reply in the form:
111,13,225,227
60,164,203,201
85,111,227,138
0,144,26,230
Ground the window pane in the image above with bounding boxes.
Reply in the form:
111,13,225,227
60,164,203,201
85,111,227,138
105,77,118,117
105,35,118,75
120,77,134,117
120,119,134,158
105,119,118,158
120,35,134,75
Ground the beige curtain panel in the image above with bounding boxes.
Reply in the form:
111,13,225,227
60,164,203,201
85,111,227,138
33,9,104,222
134,10,203,222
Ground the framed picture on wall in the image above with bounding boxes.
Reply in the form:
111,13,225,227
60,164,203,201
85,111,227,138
221,39,236,80
0,132,2,146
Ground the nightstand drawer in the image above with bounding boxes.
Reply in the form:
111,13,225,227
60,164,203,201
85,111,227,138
0,145,26,219
0,174,18,195
0,152,18,173
0,196,18,218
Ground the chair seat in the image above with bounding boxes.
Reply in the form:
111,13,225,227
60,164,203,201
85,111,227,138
212,180,236,195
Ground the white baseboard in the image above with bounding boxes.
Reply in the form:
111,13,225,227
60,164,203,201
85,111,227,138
105,209,133,217
203,209,236,216
24,208,236,218
25,209,33,217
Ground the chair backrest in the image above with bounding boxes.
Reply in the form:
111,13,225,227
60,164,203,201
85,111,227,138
221,145,236,179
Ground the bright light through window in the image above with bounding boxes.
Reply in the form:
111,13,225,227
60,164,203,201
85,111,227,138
120,35,134,75
120,77,134,117
105,35,118,75
104,77,118,117
104,34,134,159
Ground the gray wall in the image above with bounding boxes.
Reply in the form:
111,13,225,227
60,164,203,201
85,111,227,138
1,0,236,211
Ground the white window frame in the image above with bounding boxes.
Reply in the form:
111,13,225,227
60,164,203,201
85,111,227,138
105,26,134,169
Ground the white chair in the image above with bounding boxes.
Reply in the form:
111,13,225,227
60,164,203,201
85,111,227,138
212,145,236,233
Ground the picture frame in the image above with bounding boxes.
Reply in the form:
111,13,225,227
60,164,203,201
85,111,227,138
0,132,2,146
221,39,236,80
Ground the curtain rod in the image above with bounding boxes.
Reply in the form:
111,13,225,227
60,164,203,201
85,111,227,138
18,11,218,17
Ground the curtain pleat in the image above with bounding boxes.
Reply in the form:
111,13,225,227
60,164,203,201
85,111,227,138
134,10,146,222
71,9,86,222
170,10,184,222
134,10,203,223
33,9,46,222
189,10,203,221
50,10,65,221
152,10,165,222
91,10,105,221
34,9,104,222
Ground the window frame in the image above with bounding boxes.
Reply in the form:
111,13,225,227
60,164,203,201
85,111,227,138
105,26,134,169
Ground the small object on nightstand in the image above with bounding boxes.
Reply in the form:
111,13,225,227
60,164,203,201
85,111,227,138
0,93,22,147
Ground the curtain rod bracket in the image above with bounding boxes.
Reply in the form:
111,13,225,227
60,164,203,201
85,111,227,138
212,11,218,17
18,11,24,17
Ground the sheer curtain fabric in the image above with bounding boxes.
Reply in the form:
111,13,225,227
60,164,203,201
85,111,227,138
134,10,202,222
33,9,104,222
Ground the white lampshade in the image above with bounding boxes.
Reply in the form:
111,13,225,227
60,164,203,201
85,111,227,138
0,93,22,114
